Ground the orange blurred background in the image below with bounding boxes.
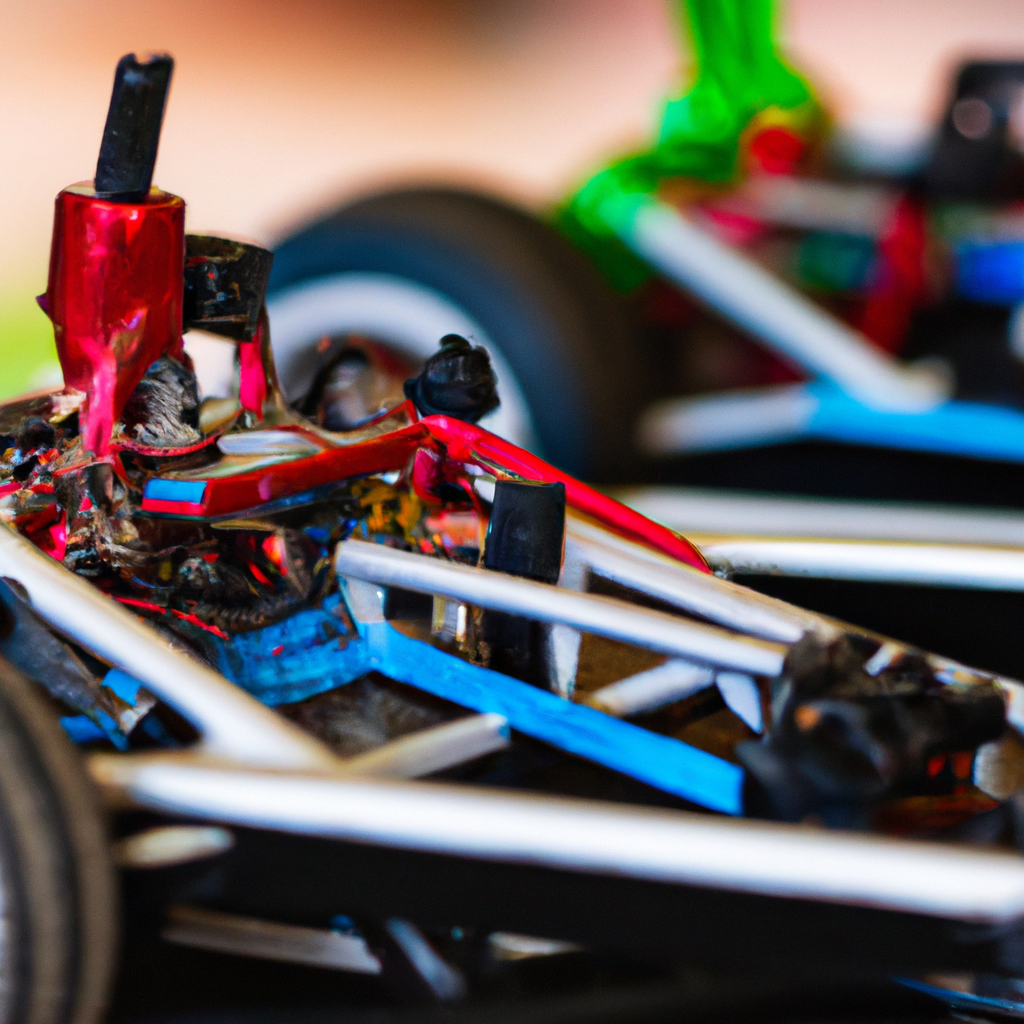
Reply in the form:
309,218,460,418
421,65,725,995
1,0,1022,395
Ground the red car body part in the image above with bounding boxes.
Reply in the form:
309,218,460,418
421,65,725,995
423,416,709,572
141,413,709,573
40,184,186,457
858,196,930,355
237,325,269,418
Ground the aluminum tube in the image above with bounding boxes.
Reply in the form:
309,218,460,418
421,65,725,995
343,714,510,779
0,525,334,769
565,516,819,642
713,176,898,237
700,538,1024,591
625,199,946,412
163,904,383,974
335,540,788,677
587,661,714,717
637,384,817,456
89,752,1024,923
617,486,1024,546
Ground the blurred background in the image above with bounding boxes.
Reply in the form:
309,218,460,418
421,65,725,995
1,0,1023,398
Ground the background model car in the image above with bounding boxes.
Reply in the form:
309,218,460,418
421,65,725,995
266,0,1024,510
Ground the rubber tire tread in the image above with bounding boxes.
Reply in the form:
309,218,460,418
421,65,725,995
0,657,118,1024
269,188,644,482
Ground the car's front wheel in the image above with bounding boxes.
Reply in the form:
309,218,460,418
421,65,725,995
267,188,645,482
0,656,118,1024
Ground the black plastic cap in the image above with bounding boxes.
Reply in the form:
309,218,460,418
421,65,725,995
484,480,566,585
403,334,499,423
94,53,174,200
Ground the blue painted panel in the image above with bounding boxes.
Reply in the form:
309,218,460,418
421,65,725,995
144,478,208,503
211,594,371,706
103,668,145,704
806,384,1024,463
362,621,744,815
60,715,108,744
955,240,1024,305
201,592,743,812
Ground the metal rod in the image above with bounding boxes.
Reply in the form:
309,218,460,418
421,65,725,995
343,714,510,779
622,198,946,411
699,537,1024,591
616,486,1024,546
587,661,714,717
162,904,382,974
565,515,819,642
637,383,817,456
89,752,1024,924
335,539,789,677
0,525,333,769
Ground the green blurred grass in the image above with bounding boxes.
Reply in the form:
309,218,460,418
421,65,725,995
0,287,60,399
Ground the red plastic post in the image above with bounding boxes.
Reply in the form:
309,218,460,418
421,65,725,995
41,183,185,455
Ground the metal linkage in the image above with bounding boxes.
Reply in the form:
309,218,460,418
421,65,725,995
587,661,713,718
620,197,947,412
88,753,1024,924
565,515,821,642
335,539,788,677
163,904,383,974
700,537,1024,591
616,486,1024,546
343,715,511,779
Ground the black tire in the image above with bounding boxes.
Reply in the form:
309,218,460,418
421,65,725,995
0,657,118,1024
268,188,644,482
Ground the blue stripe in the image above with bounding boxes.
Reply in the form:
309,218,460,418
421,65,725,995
364,621,744,815
807,384,1024,463
213,596,371,707
144,478,207,503
201,591,745,813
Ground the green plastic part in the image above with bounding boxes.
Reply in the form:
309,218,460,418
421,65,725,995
555,0,820,291
797,232,878,294
658,0,815,180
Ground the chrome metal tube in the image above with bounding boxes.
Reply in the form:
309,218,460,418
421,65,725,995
335,539,789,677
587,661,713,717
343,714,510,779
565,516,820,641
617,486,1024,546
700,537,1024,591
89,752,1024,924
163,904,382,974
624,199,946,411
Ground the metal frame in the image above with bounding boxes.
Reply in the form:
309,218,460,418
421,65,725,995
619,486,1024,590
598,195,1024,465
3,514,1024,923
699,536,1024,591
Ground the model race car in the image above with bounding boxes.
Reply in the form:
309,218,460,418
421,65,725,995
6,51,1024,1024
264,0,1024,515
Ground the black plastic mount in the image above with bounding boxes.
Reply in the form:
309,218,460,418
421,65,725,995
484,480,566,585
924,60,1024,202
183,235,274,341
94,53,174,201
482,480,566,686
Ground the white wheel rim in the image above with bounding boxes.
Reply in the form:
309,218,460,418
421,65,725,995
266,273,538,451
